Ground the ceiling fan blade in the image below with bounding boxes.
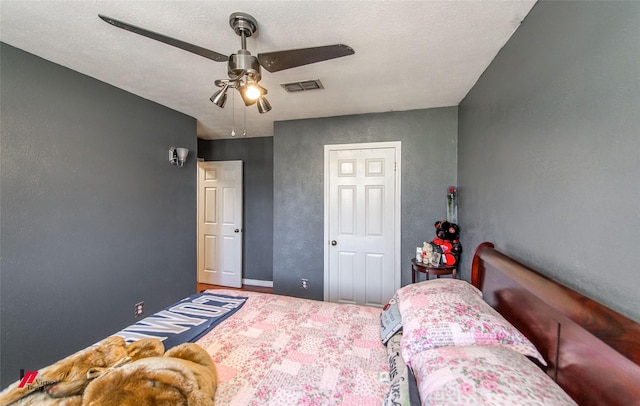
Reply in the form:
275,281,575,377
258,44,354,73
99,15,228,63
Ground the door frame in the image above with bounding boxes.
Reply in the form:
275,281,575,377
323,141,402,302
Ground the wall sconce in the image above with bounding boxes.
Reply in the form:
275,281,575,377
169,147,189,167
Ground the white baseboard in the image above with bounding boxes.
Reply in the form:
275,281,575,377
242,279,273,288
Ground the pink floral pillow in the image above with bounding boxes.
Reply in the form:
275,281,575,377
396,279,545,366
411,346,576,405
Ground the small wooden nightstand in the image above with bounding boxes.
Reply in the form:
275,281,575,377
411,258,457,283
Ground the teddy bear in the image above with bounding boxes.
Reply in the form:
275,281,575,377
0,336,164,406
430,220,462,266
81,342,217,406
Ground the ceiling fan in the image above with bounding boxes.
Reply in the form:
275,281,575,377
99,12,355,114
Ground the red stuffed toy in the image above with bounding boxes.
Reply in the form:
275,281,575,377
431,221,462,266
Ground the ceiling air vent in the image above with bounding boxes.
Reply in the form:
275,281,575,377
281,79,324,93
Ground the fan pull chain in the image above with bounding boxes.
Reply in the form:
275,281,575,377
231,90,236,137
243,103,247,137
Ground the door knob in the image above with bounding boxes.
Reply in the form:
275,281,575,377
331,240,337,246
234,229,240,233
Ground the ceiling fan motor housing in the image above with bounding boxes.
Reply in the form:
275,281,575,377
229,51,261,81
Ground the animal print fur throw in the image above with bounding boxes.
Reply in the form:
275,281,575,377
0,337,217,405
82,343,217,406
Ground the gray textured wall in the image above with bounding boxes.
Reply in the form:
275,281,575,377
0,43,197,388
458,1,640,322
197,137,274,282
274,108,458,299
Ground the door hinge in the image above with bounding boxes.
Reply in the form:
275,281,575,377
394,162,397,171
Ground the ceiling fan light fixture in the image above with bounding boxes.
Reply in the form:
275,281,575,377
238,77,267,107
211,90,227,108
240,77,267,103
239,86,257,106
210,83,229,108
257,96,272,114
245,83,262,100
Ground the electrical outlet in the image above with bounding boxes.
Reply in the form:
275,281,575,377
134,302,144,318
301,279,309,289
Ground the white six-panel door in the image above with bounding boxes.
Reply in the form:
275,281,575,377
324,142,401,307
197,161,243,288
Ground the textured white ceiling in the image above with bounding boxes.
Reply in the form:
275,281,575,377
0,0,536,139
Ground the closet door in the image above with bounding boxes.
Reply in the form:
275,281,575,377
325,142,401,307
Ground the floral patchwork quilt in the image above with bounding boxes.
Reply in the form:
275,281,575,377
196,290,390,406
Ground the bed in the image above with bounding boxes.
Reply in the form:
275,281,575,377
470,242,640,406
197,242,640,405
2,242,640,405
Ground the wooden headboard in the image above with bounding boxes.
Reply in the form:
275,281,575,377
471,242,640,406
